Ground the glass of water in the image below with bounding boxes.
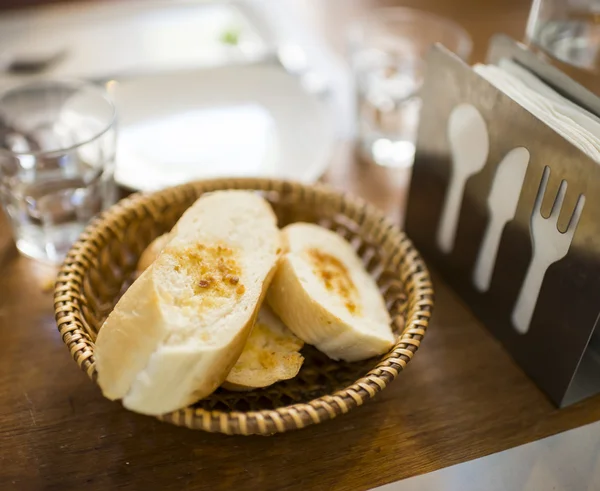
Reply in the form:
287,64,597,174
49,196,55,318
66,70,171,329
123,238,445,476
349,8,472,168
526,0,600,73
0,80,117,264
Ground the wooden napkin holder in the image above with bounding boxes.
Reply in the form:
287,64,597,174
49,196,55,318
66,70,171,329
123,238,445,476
405,35,600,407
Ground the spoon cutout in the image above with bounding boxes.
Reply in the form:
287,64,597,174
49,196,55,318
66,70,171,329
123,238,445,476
437,104,490,254
473,147,530,292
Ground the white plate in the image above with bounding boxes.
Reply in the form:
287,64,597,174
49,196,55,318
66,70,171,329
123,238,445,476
110,64,336,191
0,2,270,81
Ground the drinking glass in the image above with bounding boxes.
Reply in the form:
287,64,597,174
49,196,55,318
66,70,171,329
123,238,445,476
0,80,117,264
349,8,472,168
526,0,600,72
525,0,600,95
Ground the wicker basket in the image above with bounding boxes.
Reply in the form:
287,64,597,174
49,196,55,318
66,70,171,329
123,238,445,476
54,178,433,435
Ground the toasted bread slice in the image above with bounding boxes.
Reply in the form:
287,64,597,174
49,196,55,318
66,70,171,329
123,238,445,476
135,234,304,391
267,223,395,362
95,191,281,415
222,305,304,391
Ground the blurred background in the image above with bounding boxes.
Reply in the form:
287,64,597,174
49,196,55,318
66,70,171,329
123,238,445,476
0,0,593,265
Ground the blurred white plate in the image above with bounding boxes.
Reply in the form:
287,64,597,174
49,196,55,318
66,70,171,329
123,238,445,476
110,64,336,191
0,1,270,82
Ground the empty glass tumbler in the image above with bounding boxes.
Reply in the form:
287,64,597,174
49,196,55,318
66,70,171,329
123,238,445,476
349,8,472,168
527,0,600,72
0,80,117,264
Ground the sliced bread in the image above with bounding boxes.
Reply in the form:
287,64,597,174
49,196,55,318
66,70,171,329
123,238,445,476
136,233,171,274
222,305,304,391
95,191,281,415
134,232,304,392
267,222,395,362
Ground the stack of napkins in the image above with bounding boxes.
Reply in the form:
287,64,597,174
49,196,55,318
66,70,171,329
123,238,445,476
474,59,600,163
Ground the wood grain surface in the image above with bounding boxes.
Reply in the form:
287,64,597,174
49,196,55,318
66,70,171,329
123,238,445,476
2,1,600,490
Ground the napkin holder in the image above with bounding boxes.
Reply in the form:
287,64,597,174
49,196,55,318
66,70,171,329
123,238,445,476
405,36,600,407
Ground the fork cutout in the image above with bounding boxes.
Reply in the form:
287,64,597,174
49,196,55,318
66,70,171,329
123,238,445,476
512,166,585,335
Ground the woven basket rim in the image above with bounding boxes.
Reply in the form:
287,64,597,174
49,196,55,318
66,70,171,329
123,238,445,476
54,177,434,435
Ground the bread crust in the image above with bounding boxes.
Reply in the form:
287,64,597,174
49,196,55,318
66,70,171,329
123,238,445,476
134,232,304,393
95,191,281,415
267,223,395,362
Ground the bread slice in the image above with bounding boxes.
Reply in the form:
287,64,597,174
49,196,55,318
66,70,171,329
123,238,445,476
267,223,395,362
134,232,304,392
94,191,281,415
136,233,171,274
222,305,304,391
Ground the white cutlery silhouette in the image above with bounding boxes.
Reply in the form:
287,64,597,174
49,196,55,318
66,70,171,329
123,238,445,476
512,167,585,334
473,147,530,292
437,104,490,254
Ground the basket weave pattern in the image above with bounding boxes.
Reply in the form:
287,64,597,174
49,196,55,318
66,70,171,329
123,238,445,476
54,178,433,435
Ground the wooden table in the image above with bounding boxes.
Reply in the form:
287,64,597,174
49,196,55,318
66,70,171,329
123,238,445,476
2,1,600,490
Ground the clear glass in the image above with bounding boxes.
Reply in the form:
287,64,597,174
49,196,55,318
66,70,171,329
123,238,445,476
0,80,117,264
349,8,472,168
526,0,600,72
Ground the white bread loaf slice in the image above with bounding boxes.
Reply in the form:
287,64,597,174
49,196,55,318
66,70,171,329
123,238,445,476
222,305,304,391
134,233,304,391
136,233,171,274
267,223,395,362
95,191,281,415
